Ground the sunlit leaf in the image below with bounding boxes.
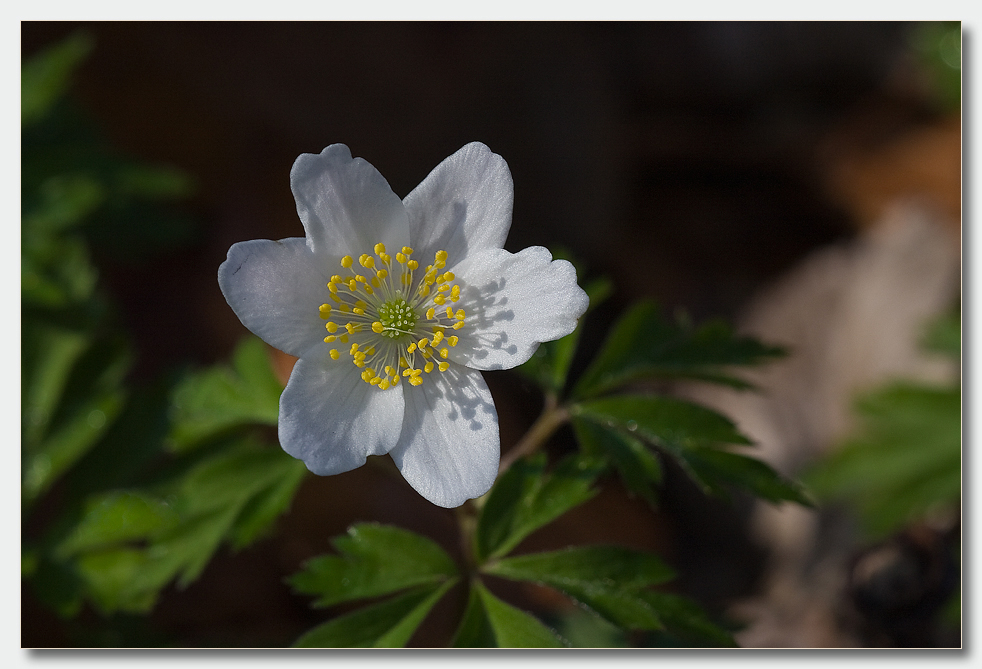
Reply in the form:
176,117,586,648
573,300,783,399
681,448,813,506
485,545,675,591
293,581,456,648
55,492,179,559
473,582,567,648
289,524,458,608
637,591,737,647
573,394,751,454
476,453,603,561
485,546,676,632
572,416,662,505
167,336,282,451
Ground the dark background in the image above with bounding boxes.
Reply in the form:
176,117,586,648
21,21,954,647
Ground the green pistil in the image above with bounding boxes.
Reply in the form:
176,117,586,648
377,298,417,339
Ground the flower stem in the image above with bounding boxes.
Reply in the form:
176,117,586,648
497,395,570,474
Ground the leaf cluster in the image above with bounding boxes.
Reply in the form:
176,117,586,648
22,35,306,628
289,452,736,647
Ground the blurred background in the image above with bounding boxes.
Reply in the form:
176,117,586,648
21,22,961,647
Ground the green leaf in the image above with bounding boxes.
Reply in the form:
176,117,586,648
574,394,751,454
473,582,567,648
681,448,813,506
167,336,282,451
516,275,612,395
485,546,676,632
637,591,737,647
573,300,784,399
476,453,603,561
922,310,960,360
289,524,458,608
485,545,675,591
572,416,662,505
451,583,498,647
806,382,961,538
293,581,456,648
55,492,180,559
22,31,94,125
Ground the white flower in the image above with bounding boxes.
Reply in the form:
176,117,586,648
218,143,588,508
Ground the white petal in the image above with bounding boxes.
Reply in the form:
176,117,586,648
291,144,410,257
389,366,499,508
279,353,405,475
218,237,333,358
402,142,513,265
448,246,589,371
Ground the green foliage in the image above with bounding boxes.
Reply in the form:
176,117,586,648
806,383,960,538
21,31,94,126
293,582,457,648
572,417,662,505
289,524,459,607
452,582,567,648
572,300,784,399
476,452,604,561
167,336,283,452
910,22,961,113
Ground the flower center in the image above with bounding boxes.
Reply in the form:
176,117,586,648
317,243,466,390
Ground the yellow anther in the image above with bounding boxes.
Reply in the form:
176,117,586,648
372,321,384,333
399,356,408,367
440,348,449,359
339,334,349,342
374,243,386,255
350,343,360,354
347,279,358,291
402,368,414,377
426,307,436,320
438,361,450,372
424,361,434,373
421,348,432,359
455,309,466,320
345,322,360,334
401,274,411,286
361,255,375,268
376,269,388,280
326,321,338,333
443,271,455,282
371,277,380,287
319,304,332,319
330,293,341,303
432,330,444,345
370,376,382,386
329,349,340,360
361,369,373,383
380,253,391,264
409,376,423,387
328,282,338,294
378,379,390,390
447,335,459,347
324,335,336,343
331,274,342,284
452,321,464,330
450,285,461,298
353,307,365,315
433,294,446,305
341,255,353,268
437,284,450,292
366,347,376,355
407,342,417,353
418,338,429,349
384,366,396,376
408,259,419,270
363,285,374,295
446,306,455,319
355,275,367,284
401,246,414,255
420,285,431,297
435,250,448,263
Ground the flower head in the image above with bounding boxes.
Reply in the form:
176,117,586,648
218,143,588,507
